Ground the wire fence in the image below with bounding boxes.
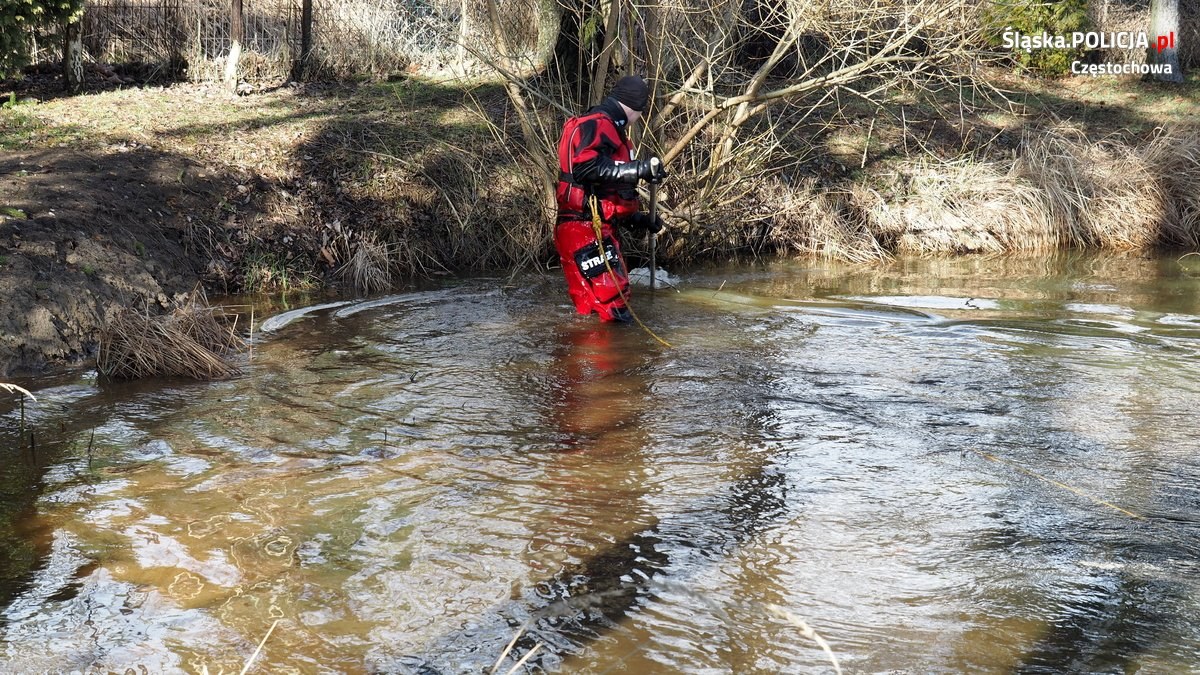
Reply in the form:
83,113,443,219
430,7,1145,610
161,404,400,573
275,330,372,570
31,0,462,82
31,0,1199,83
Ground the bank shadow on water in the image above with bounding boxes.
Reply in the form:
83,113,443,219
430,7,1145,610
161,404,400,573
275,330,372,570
370,313,800,672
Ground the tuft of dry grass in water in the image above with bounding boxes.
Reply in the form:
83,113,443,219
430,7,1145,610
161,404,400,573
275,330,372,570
98,301,245,380
342,234,393,295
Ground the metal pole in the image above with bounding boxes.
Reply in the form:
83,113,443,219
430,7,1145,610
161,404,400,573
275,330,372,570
226,0,244,94
648,181,658,291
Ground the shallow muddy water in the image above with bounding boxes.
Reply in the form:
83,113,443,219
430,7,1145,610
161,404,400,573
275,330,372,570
3,254,1200,673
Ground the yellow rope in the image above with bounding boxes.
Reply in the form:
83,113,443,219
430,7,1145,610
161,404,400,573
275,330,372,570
968,448,1144,520
588,195,672,348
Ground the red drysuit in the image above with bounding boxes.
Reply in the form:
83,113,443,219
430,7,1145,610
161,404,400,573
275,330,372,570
554,98,645,322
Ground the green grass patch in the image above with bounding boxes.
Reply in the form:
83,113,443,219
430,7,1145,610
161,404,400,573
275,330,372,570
1,207,26,219
241,250,317,293
378,78,464,107
1,92,38,110
0,107,89,151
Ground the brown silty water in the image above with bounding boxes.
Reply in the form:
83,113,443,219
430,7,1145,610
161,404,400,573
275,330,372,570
2,253,1200,673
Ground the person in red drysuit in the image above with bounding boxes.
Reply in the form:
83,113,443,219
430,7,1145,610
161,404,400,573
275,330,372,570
554,75,668,323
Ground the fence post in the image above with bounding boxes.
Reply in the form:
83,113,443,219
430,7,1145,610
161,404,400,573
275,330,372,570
225,0,244,94
293,0,313,81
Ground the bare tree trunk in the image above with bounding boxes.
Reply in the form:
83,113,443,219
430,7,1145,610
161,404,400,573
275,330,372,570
63,14,84,93
531,0,561,73
588,0,622,105
225,0,244,94
1147,0,1184,82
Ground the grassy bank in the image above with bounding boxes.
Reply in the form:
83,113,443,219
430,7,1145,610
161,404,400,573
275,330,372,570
7,71,1200,274
664,69,1200,262
0,69,1198,372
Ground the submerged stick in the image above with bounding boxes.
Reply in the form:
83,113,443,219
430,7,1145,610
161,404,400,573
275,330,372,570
491,623,527,675
764,605,842,675
505,643,543,675
238,619,279,675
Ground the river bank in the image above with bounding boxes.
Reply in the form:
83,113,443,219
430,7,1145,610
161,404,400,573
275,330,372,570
1,71,1198,375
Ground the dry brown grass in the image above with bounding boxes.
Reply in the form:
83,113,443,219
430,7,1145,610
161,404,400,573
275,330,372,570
829,126,1200,258
760,178,887,263
1140,129,1200,249
98,301,245,380
342,234,393,295
858,157,1061,255
1015,125,1167,250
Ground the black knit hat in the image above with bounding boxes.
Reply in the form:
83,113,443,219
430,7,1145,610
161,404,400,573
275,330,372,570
609,75,650,112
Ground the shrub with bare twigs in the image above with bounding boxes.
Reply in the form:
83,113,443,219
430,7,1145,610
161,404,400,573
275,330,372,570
475,0,999,258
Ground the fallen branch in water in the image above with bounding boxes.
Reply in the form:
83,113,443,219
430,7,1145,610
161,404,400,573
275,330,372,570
239,619,280,675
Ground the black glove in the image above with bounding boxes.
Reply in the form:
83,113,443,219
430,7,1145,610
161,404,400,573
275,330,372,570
593,159,642,184
579,156,668,185
624,211,664,234
636,156,669,183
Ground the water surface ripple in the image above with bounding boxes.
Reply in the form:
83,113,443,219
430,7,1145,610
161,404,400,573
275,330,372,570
2,255,1200,673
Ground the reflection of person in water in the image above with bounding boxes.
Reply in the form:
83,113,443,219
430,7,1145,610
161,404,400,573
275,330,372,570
528,323,664,595
549,324,645,447
510,323,790,667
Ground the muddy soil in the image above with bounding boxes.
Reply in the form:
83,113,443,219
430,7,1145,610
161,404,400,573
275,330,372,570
0,146,231,375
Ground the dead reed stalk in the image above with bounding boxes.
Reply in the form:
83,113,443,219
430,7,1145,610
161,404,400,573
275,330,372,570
0,383,36,401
